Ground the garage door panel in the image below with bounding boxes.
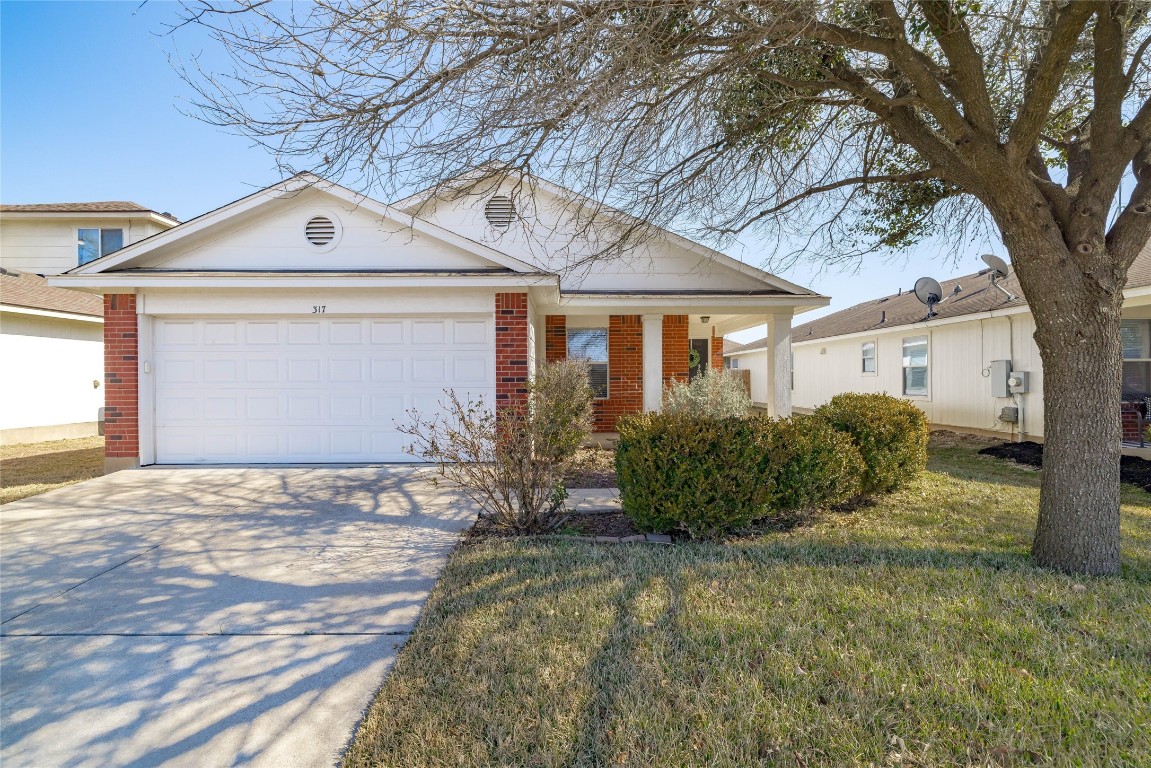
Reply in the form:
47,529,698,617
154,316,493,463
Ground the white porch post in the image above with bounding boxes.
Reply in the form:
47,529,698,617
642,314,663,412
770,311,793,418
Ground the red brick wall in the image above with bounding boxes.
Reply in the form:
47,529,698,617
1122,404,1144,443
662,314,690,386
711,329,724,371
545,315,566,362
495,293,530,408
104,294,139,460
593,315,643,432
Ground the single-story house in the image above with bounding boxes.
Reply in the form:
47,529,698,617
725,241,1151,444
0,202,178,443
49,173,828,471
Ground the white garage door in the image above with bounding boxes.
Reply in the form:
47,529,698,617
153,316,494,463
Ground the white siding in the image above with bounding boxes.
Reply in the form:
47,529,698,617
0,216,170,275
0,311,104,432
792,312,1044,438
730,349,770,404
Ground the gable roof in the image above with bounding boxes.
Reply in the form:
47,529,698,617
1,202,179,223
64,174,543,277
0,268,103,317
392,170,822,299
727,240,1151,352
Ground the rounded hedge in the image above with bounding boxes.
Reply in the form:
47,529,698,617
765,415,865,511
813,393,929,495
615,414,774,538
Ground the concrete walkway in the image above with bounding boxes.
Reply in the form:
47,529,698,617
566,488,621,513
0,466,475,768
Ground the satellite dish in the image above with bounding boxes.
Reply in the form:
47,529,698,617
981,253,1010,278
914,277,943,306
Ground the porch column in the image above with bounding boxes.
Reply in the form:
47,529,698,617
642,314,663,412
769,311,793,418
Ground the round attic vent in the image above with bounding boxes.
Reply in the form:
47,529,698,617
484,195,517,228
305,215,337,246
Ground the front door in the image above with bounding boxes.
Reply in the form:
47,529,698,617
689,338,709,381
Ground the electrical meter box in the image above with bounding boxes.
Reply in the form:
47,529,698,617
1008,371,1029,394
991,359,1013,397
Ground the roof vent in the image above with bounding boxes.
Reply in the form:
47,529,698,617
305,215,337,246
484,196,517,228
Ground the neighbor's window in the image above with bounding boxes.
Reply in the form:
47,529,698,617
77,228,124,265
902,336,928,396
1121,320,1151,396
567,328,608,399
861,341,877,373
728,357,739,369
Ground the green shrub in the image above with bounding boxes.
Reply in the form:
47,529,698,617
616,413,774,538
765,415,865,511
662,368,751,419
813,393,929,494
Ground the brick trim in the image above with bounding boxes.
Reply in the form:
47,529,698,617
545,314,567,362
104,294,139,461
711,329,724,371
662,314,690,386
495,292,529,408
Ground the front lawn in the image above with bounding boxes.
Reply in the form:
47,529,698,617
345,434,1151,768
0,436,104,504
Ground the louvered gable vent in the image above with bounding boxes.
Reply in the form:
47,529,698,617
305,216,337,246
484,196,517,228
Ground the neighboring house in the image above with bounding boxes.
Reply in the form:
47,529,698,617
726,242,1151,443
49,173,828,471
0,203,178,443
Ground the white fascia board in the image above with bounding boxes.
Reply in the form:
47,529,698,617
548,293,828,316
1,211,178,226
791,304,1034,347
724,346,768,357
69,174,544,278
46,272,557,291
0,304,103,323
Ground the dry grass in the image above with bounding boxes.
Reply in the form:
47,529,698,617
344,439,1151,768
0,436,104,504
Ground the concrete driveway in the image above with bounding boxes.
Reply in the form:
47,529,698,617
0,466,475,767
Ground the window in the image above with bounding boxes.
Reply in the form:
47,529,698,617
902,336,928,396
77,228,124,265
728,357,739,369
567,328,608,399
1122,320,1151,397
861,341,876,373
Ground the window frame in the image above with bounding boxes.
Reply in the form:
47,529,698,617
861,340,877,375
77,227,125,266
566,327,609,400
901,335,929,399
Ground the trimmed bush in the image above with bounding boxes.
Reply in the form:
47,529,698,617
616,413,774,538
766,415,865,511
662,368,751,419
814,393,929,494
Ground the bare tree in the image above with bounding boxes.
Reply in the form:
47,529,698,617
179,0,1150,575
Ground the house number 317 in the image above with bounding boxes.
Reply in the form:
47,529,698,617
312,305,326,314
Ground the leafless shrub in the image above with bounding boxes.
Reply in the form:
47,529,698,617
400,359,594,533
662,368,753,419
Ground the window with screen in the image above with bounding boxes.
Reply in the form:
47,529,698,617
861,341,876,373
567,328,608,399
78,228,124,265
902,336,928,396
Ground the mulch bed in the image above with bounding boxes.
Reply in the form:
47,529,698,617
561,511,640,538
978,440,1151,492
564,447,617,489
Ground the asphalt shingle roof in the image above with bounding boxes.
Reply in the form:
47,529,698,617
0,268,103,317
726,241,1151,353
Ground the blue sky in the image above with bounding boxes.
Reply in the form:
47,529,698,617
1,1,1002,337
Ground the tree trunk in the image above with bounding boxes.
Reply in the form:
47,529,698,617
1016,245,1124,576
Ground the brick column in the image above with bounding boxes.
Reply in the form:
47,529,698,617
104,294,139,472
662,314,690,386
711,328,725,370
592,315,643,432
495,293,530,408
545,315,567,362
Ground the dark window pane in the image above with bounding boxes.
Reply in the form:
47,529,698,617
101,228,124,255
588,362,608,399
1123,361,1151,397
78,229,100,264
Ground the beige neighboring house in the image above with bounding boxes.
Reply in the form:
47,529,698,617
0,203,178,443
726,241,1151,446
